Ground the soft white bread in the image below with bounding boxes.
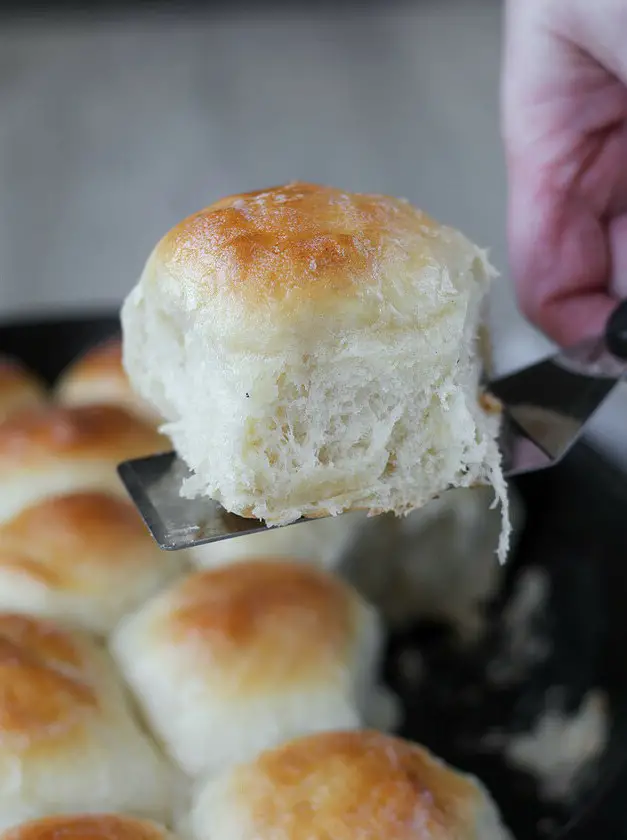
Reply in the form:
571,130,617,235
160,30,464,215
0,613,175,831
111,560,386,778
392,483,525,639
0,493,186,635
121,182,509,559
0,815,178,840
189,730,513,840
191,510,364,571
0,357,47,423
0,404,169,523
344,483,526,642
55,338,161,426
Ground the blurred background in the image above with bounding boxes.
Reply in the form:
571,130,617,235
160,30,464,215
1,0,626,461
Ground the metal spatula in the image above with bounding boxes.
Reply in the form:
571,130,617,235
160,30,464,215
117,301,627,551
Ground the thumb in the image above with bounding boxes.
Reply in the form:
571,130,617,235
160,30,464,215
608,215,627,299
508,168,616,347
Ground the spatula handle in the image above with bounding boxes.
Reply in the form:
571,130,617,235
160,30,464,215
606,299,627,359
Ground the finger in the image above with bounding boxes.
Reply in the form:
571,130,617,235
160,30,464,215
508,168,616,347
608,214,627,298
502,0,626,346
534,293,616,348
564,0,627,90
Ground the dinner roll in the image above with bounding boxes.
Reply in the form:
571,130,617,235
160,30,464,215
112,560,386,778
0,613,175,831
0,492,186,635
344,483,526,641
0,815,178,840
0,403,169,523
191,510,364,571
55,338,160,426
121,182,510,559
0,357,47,422
189,730,513,840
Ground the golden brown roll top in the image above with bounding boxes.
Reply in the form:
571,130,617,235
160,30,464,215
190,730,513,840
0,815,177,840
111,560,384,778
0,613,175,831
0,492,187,635
0,356,47,422
55,338,161,426
0,403,169,523
152,182,445,323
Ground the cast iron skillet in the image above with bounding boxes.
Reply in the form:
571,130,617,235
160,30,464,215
2,309,627,840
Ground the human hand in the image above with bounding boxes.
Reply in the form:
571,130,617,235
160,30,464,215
502,0,627,347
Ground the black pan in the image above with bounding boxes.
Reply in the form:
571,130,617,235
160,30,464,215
2,309,627,840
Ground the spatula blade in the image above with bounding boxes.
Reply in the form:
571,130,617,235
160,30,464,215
117,452,312,550
490,335,624,464
116,412,551,551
